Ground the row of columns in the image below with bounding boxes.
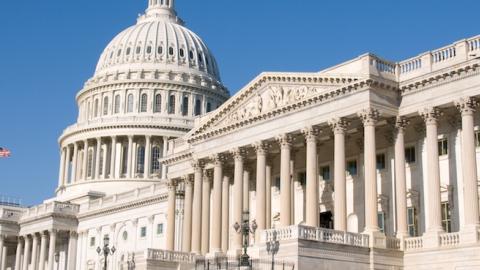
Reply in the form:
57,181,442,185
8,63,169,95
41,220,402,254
58,136,169,188
166,99,480,253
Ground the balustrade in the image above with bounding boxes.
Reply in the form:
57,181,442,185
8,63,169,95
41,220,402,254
146,249,195,263
439,232,460,247
404,237,423,251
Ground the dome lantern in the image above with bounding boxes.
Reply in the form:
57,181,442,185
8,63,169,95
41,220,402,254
141,0,180,23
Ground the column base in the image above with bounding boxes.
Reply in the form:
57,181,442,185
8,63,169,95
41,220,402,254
422,230,442,248
460,224,480,245
363,230,386,248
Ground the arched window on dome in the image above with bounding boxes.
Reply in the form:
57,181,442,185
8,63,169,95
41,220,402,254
168,94,176,114
94,99,99,118
146,46,152,54
140,94,148,113
151,146,161,174
194,99,201,116
127,94,134,113
136,145,145,174
154,94,162,113
103,97,109,116
206,102,212,113
114,95,121,114
182,96,189,116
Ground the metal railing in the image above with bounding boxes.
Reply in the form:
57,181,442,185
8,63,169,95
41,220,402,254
195,256,295,270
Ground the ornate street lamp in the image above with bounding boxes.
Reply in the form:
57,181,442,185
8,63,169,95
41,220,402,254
97,235,116,270
233,211,258,267
127,253,136,270
266,231,280,270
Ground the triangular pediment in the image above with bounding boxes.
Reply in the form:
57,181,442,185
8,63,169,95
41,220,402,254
187,72,364,143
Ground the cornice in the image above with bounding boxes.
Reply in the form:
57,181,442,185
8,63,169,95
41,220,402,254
400,61,480,95
161,150,193,165
19,212,78,226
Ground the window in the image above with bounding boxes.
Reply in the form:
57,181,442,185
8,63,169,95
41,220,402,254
126,47,131,56
117,49,122,57
169,47,174,56
90,237,96,247
137,146,145,174
99,148,104,176
114,95,121,114
320,166,330,181
136,46,141,54
157,46,163,55
194,99,201,116
152,146,161,173
121,144,128,175
103,97,109,116
87,149,94,178
376,154,386,170
94,99,99,117
347,160,357,176
441,202,452,232
378,212,386,233
140,227,147,238
168,95,176,114
438,138,448,156
206,102,212,113
405,146,416,164
407,207,418,237
127,94,134,113
189,50,194,60
198,53,203,63
476,131,480,147
146,46,152,54
154,94,162,113
140,93,148,113
182,96,189,116
297,172,306,186
179,48,185,58
157,223,164,235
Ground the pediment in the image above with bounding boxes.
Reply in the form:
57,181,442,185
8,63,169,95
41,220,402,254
187,72,364,143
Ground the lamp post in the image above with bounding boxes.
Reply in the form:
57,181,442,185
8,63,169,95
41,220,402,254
233,211,257,267
127,253,135,270
266,231,280,270
96,235,116,270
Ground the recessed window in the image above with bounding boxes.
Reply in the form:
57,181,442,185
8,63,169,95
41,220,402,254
169,47,174,55
274,176,280,190
206,102,212,113
90,237,96,247
320,166,330,181
194,99,201,116
126,47,131,55
438,138,448,156
378,212,386,233
154,94,162,113
127,94,134,113
146,46,152,54
179,48,185,58
405,146,416,164
140,93,148,113
198,53,203,63
168,95,176,114
157,46,163,54
114,95,121,114
297,172,306,186
347,160,357,176
152,146,161,173
476,131,480,147
122,231,128,241
117,49,122,57
140,227,147,238
157,223,164,235
103,97,109,116
189,50,194,60
407,207,418,237
182,96,189,116
110,51,114,59
136,146,145,174
136,46,141,54
441,202,452,232
376,154,386,170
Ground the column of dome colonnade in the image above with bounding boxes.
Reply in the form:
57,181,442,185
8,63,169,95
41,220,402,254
57,135,171,189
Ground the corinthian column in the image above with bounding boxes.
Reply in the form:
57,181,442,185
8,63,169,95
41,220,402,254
191,161,203,254
71,143,78,183
329,118,349,231
166,179,177,251
31,234,38,270
67,232,78,270
47,230,56,270
210,154,224,254
15,238,23,270
221,174,230,252
58,148,66,188
254,142,267,241
64,146,71,185
358,108,380,233
144,136,152,178
0,235,4,270
420,107,444,234
22,235,31,270
94,138,102,180
277,134,293,227
201,170,212,255
182,176,194,253
266,163,272,229
110,136,117,179
38,232,48,270
394,117,409,238
455,98,480,236
302,127,319,227
81,140,89,181
126,136,134,178
231,148,244,252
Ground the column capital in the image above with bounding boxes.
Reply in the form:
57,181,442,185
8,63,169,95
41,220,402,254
204,169,213,180
276,134,293,149
96,137,102,143
394,116,410,132
253,141,268,155
328,117,350,134
230,147,246,161
145,135,152,140
69,231,78,238
301,126,320,142
210,153,225,166
111,135,117,140
358,108,380,126
183,175,194,186
0,234,5,241
191,159,204,172
455,97,479,116
49,229,58,235
167,179,178,190
419,107,442,125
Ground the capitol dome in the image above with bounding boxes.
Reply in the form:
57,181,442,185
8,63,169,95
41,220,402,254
95,0,221,81
56,0,229,200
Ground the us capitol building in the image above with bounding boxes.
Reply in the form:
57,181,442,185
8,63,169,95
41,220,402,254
1,1,480,269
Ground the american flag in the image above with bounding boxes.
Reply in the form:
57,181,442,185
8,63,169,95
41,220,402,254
0,147,11,158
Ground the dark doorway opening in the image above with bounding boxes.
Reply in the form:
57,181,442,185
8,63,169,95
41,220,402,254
320,211,334,229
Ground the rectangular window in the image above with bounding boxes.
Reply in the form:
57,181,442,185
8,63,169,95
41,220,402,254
140,226,147,238
347,160,357,176
438,138,448,156
405,146,416,164
378,212,385,233
441,202,452,233
274,176,280,190
297,172,306,186
407,207,418,237
90,237,95,247
320,166,330,181
157,223,164,235
476,131,480,148
376,154,386,170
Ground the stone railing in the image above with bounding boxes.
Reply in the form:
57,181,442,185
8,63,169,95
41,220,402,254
404,237,423,251
22,201,79,220
0,206,24,222
146,249,196,263
386,236,401,250
439,232,460,247
262,225,369,248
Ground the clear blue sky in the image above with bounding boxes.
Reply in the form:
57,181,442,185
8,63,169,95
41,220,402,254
0,0,478,206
